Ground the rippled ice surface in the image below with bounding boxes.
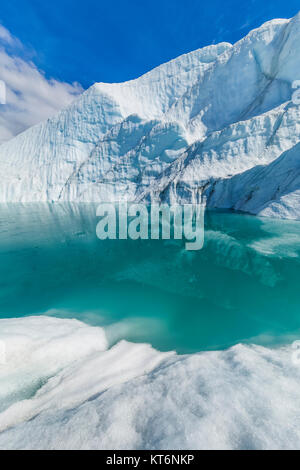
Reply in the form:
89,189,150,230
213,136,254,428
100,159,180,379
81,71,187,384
1,204,300,450
1,203,300,352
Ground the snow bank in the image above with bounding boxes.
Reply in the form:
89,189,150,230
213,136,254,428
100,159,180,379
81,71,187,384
0,316,299,450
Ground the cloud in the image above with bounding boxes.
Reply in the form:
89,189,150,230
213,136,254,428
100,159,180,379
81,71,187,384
0,25,83,143
0,25,17,46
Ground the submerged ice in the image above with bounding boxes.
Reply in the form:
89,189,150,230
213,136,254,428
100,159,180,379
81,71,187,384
1,203,300,353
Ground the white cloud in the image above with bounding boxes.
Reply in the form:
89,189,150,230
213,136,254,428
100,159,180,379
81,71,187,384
0,25,16,46
0,25,83,143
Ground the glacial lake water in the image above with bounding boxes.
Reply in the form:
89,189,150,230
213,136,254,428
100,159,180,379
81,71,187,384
0,203,300,353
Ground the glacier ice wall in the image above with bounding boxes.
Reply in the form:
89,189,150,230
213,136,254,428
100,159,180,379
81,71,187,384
0,13,300,218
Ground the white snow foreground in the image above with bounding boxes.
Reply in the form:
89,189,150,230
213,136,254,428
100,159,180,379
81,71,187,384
1,14,300,218
0,316,299,450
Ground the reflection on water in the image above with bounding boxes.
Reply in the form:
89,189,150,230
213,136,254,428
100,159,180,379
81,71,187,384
0,203,300,353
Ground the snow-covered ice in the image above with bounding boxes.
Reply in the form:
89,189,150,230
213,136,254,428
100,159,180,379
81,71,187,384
0,13,300,218
0,316,299,450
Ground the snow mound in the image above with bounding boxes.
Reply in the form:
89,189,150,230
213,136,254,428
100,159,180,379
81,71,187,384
0,316,299,450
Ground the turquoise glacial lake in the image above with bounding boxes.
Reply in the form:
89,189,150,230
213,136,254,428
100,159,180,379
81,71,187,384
0,203,300,353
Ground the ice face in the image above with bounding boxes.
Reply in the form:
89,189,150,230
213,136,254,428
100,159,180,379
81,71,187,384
0,13,300,218
205,141,300,219
0,315,299,450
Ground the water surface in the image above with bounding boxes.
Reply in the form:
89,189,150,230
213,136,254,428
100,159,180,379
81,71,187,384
0,203,300,353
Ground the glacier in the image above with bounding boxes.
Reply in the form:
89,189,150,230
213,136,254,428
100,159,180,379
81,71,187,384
2,14,300,451
0,12,300,218
0,316,300,450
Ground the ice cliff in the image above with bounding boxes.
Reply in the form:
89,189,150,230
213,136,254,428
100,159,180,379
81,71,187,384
0,13,300,219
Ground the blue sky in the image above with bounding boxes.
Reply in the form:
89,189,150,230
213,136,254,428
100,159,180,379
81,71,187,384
0,0,299,87
0,0,299,142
